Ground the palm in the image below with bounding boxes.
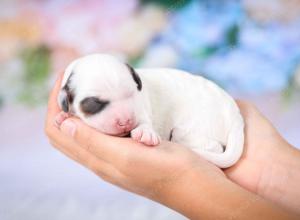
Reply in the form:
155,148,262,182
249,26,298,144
224,101,283,194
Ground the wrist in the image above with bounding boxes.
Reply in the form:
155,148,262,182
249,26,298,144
156,163,226,219
258,139,300,214
157,160,295,220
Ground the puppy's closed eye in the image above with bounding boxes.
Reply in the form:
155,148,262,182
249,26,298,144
80,97,109,115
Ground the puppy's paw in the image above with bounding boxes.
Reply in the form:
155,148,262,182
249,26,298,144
131,125,161,146
54,111,70,127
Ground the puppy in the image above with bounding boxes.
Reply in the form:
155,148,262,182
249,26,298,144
57,54,244,168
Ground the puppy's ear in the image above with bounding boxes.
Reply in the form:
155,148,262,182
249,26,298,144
57,72,74,113
58,90,70,113
126,64,142,91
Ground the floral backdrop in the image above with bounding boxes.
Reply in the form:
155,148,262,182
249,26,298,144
1,1,300,220
1,0,300,108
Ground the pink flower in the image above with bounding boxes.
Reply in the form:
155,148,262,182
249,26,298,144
39,0,138,54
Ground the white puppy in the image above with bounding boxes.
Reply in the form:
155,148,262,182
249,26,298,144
58,54,244,168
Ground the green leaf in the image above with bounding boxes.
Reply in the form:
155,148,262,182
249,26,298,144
18,45,51,106
193,45,219,59
225,23,239,47
21,45,51,85
140,0,192,9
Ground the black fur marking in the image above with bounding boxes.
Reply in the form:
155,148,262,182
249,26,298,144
126,64,142,91
80,97,109,115
222,145,225,153
124,133,131,138
169,129,174,141
62,98,69,112
61,72,75,113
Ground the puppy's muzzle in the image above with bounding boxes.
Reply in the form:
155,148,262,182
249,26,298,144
116,118,136,133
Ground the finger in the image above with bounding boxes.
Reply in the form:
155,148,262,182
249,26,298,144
45,72,64,139
44,73,123,184
49,135,123,184
236,100,266,124
235,100,263,125
59,117,140,164
235,100,253,117
47,72,64,118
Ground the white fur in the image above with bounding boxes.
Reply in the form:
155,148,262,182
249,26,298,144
58,54,244,168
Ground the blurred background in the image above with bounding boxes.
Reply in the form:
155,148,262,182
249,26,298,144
1,0,300,219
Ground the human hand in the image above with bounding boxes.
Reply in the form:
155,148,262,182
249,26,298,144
45,73,224,202
45,74,298,219
225,101,300,214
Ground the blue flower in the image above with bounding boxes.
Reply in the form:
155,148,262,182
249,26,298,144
142,0,300,93
203,48,291,93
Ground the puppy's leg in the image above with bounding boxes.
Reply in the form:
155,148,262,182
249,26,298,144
174,131,224,154
201,139,224,153
189,138,224,154
131,124,161,146
131,98,161,146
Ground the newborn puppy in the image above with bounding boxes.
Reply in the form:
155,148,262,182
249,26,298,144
58,54,244,168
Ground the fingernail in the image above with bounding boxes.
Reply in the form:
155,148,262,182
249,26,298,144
54,113,64,128
61,120,76,137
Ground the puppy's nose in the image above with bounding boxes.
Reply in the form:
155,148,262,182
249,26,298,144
116,118,133,127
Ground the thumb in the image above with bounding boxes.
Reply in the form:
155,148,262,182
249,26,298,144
60,117,133,162
60,118,77,137
60,117,112,146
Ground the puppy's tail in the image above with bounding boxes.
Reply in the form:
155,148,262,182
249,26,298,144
218,117,244,168
195,116,244,168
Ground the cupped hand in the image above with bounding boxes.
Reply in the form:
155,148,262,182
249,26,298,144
224,100,291,196
45,74,300,218
45,74,224,202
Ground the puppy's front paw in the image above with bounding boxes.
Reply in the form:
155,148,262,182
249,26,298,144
131,125,161,146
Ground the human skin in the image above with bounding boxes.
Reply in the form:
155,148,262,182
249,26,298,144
224,101,300,215
45,74,299,219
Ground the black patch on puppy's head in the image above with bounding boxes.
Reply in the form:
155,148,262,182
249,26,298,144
80,97,109,116
61,72,75,113
61,96,70,113
126,64,142,91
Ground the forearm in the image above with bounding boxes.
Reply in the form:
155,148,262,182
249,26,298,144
259,140,300,215
158,165,297,220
